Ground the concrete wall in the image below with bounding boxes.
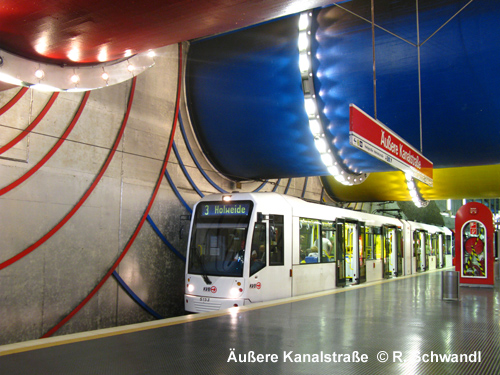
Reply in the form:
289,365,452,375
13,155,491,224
0,43,325,345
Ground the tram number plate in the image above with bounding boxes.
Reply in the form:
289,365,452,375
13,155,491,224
199,297,210,303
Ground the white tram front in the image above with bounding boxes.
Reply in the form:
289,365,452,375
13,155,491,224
185,192,292,312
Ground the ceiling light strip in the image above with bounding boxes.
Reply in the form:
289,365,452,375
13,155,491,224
298,11,368,186
0,49,156,92
404,171,429,207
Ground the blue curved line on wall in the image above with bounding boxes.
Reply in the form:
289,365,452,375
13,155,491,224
173,141,204,198
252,180,268,192
178,113,227,194
164,169,193,214
272,179,281,192
146,215,186,263
284,179,292,194
112,271,164,319
301,177,308,198
41,45,184,338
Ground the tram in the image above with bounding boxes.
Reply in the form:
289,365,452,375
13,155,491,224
184,192,453,313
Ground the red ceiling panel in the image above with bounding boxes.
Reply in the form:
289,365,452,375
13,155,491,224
0,0,337,65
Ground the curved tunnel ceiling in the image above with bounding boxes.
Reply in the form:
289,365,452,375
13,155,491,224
186,0,500,200
0,0,340,65
1,0,499,201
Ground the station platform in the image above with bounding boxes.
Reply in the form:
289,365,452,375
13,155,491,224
1,269,499,374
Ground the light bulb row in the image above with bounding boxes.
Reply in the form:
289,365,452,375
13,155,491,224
34,60,140,85
405,172,429,207
298,12,367,186
0,49,157,92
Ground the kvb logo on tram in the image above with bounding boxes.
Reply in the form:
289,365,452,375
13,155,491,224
203,286,218,293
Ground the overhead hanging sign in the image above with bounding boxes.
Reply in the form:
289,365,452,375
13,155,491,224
349,104,433,186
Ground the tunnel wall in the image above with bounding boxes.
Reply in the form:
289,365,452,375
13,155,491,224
0,44,325,345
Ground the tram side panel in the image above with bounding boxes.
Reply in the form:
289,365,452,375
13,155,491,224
402,221,413,275
407,221,454,274
291,216,336,297
184,192,454,314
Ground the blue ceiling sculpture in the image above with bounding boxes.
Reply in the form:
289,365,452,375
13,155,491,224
314,0,500,169
186,0,500,199
186,16,328,180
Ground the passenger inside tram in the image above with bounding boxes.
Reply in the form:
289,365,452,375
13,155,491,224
315,231,333,258
305,246,319,263
250,247,265,275
299,218,337,264
250,224,266,275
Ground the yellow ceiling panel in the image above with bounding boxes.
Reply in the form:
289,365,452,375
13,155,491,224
323,165,500,202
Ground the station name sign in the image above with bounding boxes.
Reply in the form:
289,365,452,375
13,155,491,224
349,104,433,186
201,203,251,216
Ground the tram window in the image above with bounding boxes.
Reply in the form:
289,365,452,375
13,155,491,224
299,218,335,264
425,233,432,256
370,227,383,260
187,225,247,278
365,227,373,260
413,231,419,257
320,221,335,262
366,227,382,260
299,218,320,263
250,223,266,276
269,215,284,266
329,229,336,262
431,234,437,256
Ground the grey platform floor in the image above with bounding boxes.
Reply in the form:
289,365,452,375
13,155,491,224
0,269,499,374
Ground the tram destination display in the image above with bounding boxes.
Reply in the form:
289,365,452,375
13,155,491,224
200,202,251,217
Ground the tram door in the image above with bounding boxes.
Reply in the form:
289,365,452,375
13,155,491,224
437,232,445,268
382,226,401,278
336,219,364,286
425,233,431,270
396,228,403,275
336,219,346,287
358,223,367,283
414,230,427,272
248,214,290,302
344,221,359,285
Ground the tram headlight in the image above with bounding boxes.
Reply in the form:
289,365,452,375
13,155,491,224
187,284,194,293
230,287,239,297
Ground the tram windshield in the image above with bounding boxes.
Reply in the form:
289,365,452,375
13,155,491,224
187,201,253,277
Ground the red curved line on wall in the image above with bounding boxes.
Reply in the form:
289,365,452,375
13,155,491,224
0,81,134,272
0,87,29,116
0,91,90,196
0,92,59,155
42,43,183,338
